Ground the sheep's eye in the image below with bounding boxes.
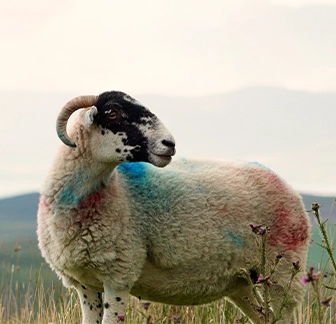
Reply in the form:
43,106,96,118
107,111,118,120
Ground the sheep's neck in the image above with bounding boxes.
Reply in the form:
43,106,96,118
50,149,117,206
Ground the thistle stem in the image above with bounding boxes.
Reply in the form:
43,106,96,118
312,203,336,274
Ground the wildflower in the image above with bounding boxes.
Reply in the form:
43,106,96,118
256,275,264,284
249,224,270,235
311,202,321,213
321,296,332,307
117,314,125,322
313,272,321,280
292,260,301,271
250,224,262,234
301,266,321,285
256,275,271,286
276,252,284,259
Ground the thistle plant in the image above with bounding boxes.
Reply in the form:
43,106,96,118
301,266,324,323
240,224,302,324
301,201,336,324
309,202,336,276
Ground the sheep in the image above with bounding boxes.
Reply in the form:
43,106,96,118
37,91,311,324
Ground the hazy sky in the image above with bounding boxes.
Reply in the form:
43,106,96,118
1,0,336,96
1,0,336,198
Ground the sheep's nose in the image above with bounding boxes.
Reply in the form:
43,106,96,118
162,139,175,149
162,139,176,156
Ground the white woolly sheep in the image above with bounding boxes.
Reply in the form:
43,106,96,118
37,91,311,324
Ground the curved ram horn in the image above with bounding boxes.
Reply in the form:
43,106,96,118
56,95,98,147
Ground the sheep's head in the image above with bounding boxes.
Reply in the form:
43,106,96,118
56,91,175,167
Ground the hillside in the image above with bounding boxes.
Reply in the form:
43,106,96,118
0,192,40,240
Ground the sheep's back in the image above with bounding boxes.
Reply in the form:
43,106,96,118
116,158,310,267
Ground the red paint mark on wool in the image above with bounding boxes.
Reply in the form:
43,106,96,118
265,173,309,251
79,191,104,209
268,206,309,251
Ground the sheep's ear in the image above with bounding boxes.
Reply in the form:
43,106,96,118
83,106,98,128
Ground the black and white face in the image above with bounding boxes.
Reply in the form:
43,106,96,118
84,91,175,167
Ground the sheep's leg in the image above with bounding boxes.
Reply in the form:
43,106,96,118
102,285,129,324
75,285,103,324
228,284,264,324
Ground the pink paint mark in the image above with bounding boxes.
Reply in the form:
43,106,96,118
268,206,309,251
38,195,50,220
268,173,286,193
39,195,49,210
78,191,104,209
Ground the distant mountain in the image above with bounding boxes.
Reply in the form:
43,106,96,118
0,192,39,240
0,192,39,221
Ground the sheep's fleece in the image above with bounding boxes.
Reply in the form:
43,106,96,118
37,91,311,324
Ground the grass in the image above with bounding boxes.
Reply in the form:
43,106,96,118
0,266,244,324
0,200,335,323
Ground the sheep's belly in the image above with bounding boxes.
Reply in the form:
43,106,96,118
130,286,226,306
130,262,234,305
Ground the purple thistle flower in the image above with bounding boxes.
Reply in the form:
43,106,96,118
301,266,321,285
276,252,284,259
250,224,262,234
249,224,270,235
301,277,310,285
256,275,271,285
117,314,125,322
256,276,265,284
311,202,321,212
292,260,300,271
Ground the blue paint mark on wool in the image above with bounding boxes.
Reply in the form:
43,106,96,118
58,186,80,205
58,174,82,204
226,231,244,247
118,162,147,177
248,161,273,173
58,170,101,206
117,162,148,179
117,162,152,197
117,162,178,214
180,157,198,171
